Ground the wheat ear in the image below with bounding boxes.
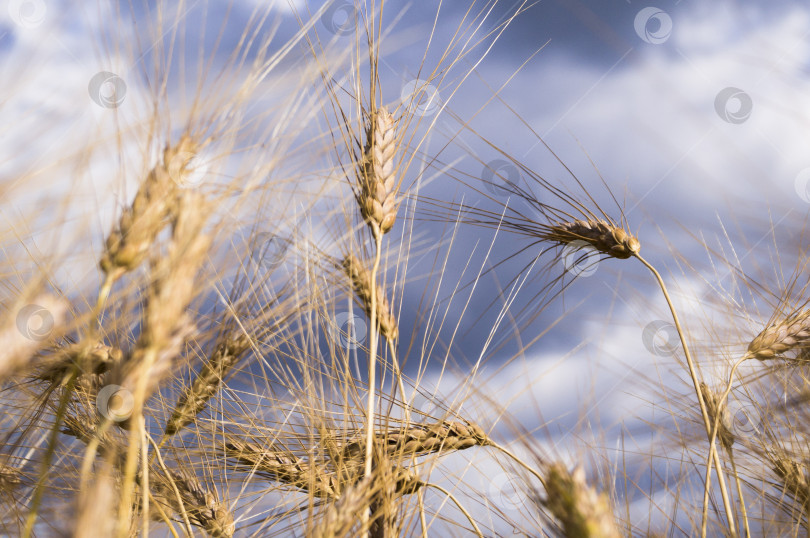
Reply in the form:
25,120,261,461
151,469,235,538
546,218,640,259
224,438,340,498
99,137,197,283
746,310,810,360
341,254,398,342
342,420,491,461
117,191,211,532
164,333,251,436
541,463,621,538
357,107,398,240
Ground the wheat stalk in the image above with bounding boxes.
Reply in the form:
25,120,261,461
746,310,810,361
116,190,212,531
541,463,621,538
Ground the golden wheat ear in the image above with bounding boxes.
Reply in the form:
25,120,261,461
546,218,641,260
746,309,810,361
541,463,622,538
357,107,399,239
341,253,398,342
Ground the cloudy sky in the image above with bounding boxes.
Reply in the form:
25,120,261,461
3,0,810,533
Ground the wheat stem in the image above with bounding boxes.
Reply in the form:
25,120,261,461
418,489,428,538
141,417,150,538
635,254,737,537
363,233,383,533
118,348,157,536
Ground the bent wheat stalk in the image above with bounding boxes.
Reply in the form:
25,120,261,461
634,253,737,537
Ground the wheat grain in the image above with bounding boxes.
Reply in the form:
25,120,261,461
341,254,398,342
165,333,251,436
357,107,398,239
747,310,810,360
546,218,640,259
542,463,621,538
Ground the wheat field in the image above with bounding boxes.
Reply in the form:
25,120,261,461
1,1,809,536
